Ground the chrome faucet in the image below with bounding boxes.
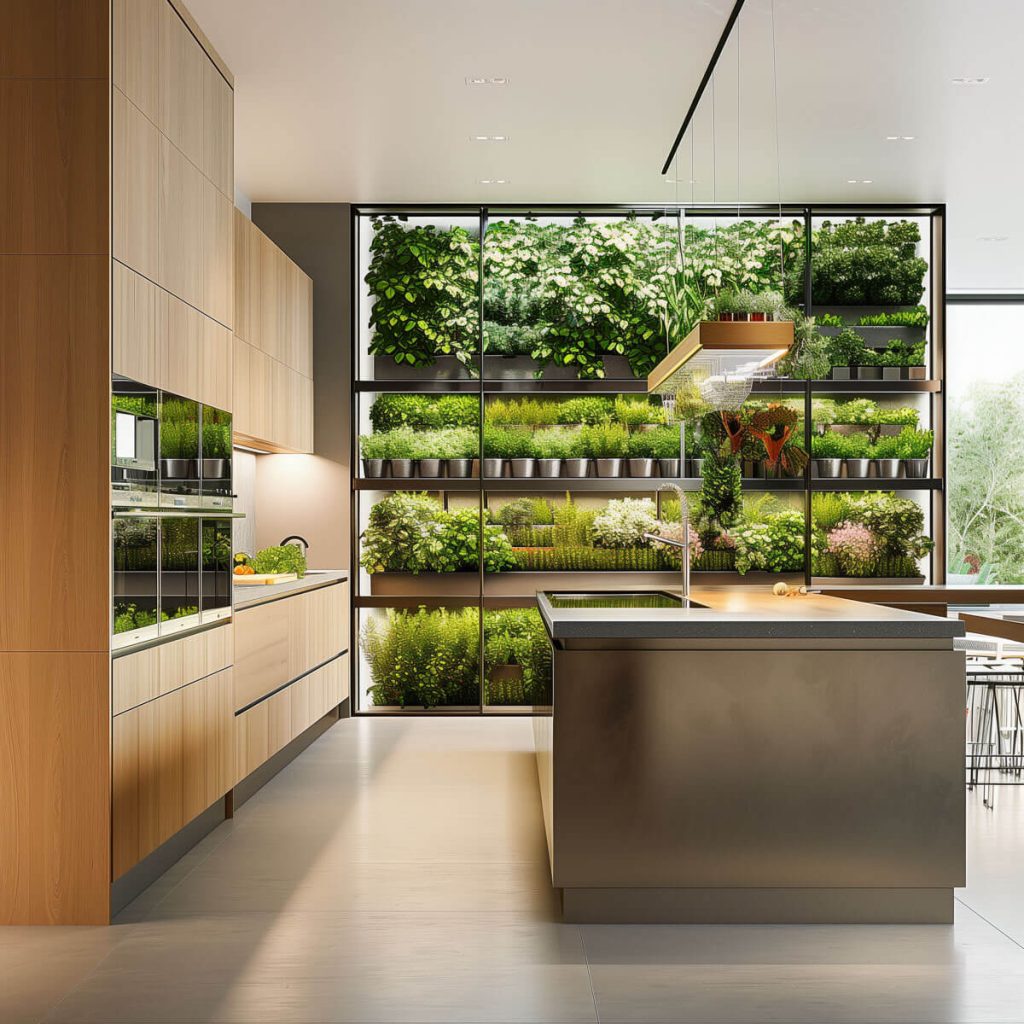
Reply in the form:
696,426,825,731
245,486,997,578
644,482,691,605
279,535,309,553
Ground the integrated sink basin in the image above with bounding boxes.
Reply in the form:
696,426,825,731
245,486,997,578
544,591,707,610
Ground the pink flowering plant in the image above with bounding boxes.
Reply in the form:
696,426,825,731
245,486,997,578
827,522,879,576
654,521,704,566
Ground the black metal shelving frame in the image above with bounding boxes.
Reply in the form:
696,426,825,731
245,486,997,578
349,203,946,714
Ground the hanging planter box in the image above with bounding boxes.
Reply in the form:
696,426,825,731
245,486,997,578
905,366,928,380
831,366,853,380
856,366,882,381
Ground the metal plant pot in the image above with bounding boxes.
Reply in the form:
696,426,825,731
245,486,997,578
536,458,562,478
161,458,197,480
361,458,385,479
689,458,704,477
874,458,901,478
563,458,590,478
445,459,472,478
483,457,505,478
907,366,928,380
509,458,536,478
903,457,930,478
389,458,415,478
844,458,871,478
831,366,853,380
594,458,623,478
657,458,680,477
202,458,230,479
628,458,654,478
882,366,902,381
417,458,442,478
857,366,882,381
814,458,843,479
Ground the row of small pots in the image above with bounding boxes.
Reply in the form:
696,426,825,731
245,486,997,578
717,312,778,322
362,458,475,479
160,458,231,480
813,457,931,479
482,458,683,479
831,366,928,381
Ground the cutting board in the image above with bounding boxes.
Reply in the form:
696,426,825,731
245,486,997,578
233,572,298,586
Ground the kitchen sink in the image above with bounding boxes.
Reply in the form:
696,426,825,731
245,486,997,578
544,591,707,610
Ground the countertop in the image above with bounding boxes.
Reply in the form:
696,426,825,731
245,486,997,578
233,569,348,611
538,586,966,641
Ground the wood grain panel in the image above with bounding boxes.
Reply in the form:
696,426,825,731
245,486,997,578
182,667,231,821
0,653,109,924
0,79,107,254
136,684,183,858
111,707,140,880
235,698,269,784
203,184,233,329
290,671,311,734
158,631,206,695
113,645,160,715
112,0,160,122
205,622,234,675
231,335,252,436
0,256,108,652
233,598,290,711
202,57,233,196
267,688,292,754
0,0,107,79
113,261,160,388
202,315,232,411
158,136,204,311
158,0,204,169
232,208,256,346
113,87,160,281
258,230,287,362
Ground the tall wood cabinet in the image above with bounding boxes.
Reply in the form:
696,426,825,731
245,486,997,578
233,210,314,452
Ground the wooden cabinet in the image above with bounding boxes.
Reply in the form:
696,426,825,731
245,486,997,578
112,666,235,879
112,87,159,281
234,583,346,713
112,0,161,123
112,623,233,716
235,656,347,784
231,212,313,452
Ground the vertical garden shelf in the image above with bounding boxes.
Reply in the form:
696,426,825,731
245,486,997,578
351,204,946,714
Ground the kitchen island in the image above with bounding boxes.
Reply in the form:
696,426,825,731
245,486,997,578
535,586,966,924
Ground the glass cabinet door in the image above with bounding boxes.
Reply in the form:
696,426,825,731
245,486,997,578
160,516,201,634
201,406,233,509
159,393,201,508
111,380,159,509
201,518,232,623
112,516,160,649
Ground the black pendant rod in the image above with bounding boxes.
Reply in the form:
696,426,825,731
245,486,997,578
661,0,748,176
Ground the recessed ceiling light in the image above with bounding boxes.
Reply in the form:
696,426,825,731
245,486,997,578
847,179,873,184
952,76,990,85
465,76,510,86
478,178,510,185
979,235,1009,242
470,135,509,142
665,178,698,184
885,135,916,141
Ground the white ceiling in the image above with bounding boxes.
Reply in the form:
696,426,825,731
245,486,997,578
188,0,1024,290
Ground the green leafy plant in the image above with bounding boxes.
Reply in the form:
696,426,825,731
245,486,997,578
811,432,845,459
484,398,562,427
869,434,902,459
647,426,682,460
369,393,479,432
626,430,656,459
811,492,853,532
817,312,845,328
826,328,869,369
592,498,659,548
365,218,480,370
832,399,877,424
251,544,308,577
362,607,481,708
364,427,419,460
361,493,446,574
896,428,933,460
484,608,552,705
533,427,576,459
553,396,613,425
841,432,871,459
495,498,542,531
577,422,629,458
733,511,806,574
483,427,536,459
857,305,929,328
613,397,664,427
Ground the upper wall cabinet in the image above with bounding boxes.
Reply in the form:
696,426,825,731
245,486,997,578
232,211,313,452
112,0,233,329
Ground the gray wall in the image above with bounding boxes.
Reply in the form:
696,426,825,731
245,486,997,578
250,203,352,570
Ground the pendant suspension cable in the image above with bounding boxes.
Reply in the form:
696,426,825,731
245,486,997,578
736,14,741,224
770,0,784,295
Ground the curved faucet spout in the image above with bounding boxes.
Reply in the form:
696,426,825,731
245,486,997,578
653,482,690,603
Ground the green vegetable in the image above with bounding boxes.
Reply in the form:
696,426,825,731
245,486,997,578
251,544,308,578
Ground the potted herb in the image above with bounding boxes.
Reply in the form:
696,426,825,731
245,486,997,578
868,433,902,478
843,431,872,478
898,427,932,477
810,431,844,478
750,290,783,322
534,427,573,478
505,428,538,478
732,290,756,322
482,427,509,478
438,426,477,478
905,340,927,380
826,328,868,381
879,343,904,381
380,427,418,478
649,426,682,477
563,429,591,478
581,423,629,477
714,289,738,322
359,433,389,478
626,430,655,478
856,346,882,381
613,396,664,431
875,406,919,435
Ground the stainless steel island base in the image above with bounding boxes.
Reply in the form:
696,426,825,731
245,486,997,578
536,589,966,925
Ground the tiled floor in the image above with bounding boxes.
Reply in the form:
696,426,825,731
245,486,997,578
4,716,1024,1023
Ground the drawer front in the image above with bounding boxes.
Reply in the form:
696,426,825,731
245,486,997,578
113,623,234,716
